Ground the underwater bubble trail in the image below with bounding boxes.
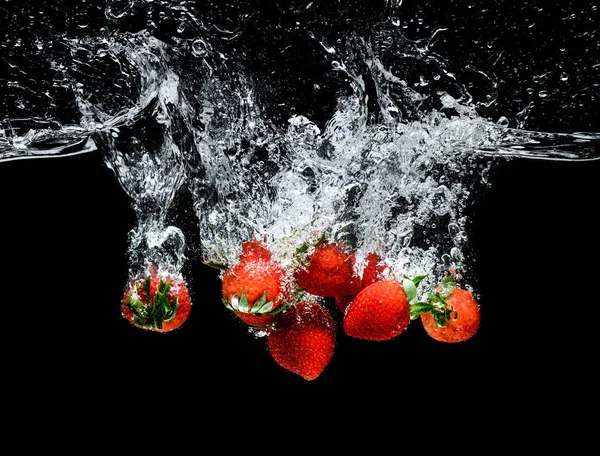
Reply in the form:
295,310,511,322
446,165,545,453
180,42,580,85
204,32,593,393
71,33,192,278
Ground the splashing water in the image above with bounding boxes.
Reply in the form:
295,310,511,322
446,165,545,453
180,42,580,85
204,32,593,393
1,1,599,297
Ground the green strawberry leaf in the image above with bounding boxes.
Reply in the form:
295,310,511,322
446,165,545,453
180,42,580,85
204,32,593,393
296,243,310,256
409,301,434,320
203,260,229,271
264,303,288,316
422,286,457,328
127,292,152,329
295,243,311,267
293,289,308,304
404,273,459,325
428,291,446,306
317,230,329,245
438,275,457,298
402,278,418,302
432,306,457,327
231,292,250,313
251,292,272,314
223,296,235,310
403,274,428,303
238,292,251,313
127,275,181,330
230,294,240,311
166,297,179,322
144,275,152,301
225,291,279,316
412,275,428,287
127,295,144,313
156,280,171,313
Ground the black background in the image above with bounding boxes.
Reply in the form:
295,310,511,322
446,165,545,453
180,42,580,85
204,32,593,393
1,1,599,402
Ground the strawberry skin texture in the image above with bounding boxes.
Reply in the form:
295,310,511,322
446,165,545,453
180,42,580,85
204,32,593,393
295,242,359,297
222,260,286,308
122,274,192,333
343,280,410,341
333,252,387,313
420,288,481,343
239,239,272,262
222,241,291,327
361,252,388,289
267,301,336,381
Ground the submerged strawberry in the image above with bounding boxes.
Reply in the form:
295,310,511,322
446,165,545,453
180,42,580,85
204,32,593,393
221,239,292,327
334,251,388,313
343,279,410,341
122,268,192,333
360,252,388,289
267,300,336,381
294,238,361,298
416,276,481,343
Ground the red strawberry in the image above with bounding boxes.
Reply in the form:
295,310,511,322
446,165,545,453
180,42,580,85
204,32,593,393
267,300,336,381
334,294,354,314
239,238,272,262
333,252,388,313
361,252,388,289
222,239,292,327
122,267,192,333
343,280,410,341
294,239,360,297
419,278,481,343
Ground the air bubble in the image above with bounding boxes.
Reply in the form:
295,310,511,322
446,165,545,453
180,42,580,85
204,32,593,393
192,39,209,57
105,0,134,21
448,222,460,236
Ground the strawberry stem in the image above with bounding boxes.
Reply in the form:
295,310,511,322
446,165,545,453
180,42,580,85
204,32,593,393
126,276,180,330
408,275,458,326
203,260,229,271
224,292,285,316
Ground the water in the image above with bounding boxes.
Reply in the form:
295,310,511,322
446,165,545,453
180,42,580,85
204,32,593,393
1,1,599,299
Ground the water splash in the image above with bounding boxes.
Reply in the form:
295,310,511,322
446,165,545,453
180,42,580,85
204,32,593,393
1,1,599,292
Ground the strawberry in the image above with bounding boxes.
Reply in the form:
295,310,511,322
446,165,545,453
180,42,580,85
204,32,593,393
294,238,361,298
334,252,388,313
221,239,292,327
360,252,388,289
343,279,410,341
122,267,192,332
267,300,336,381
417,277,481,343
